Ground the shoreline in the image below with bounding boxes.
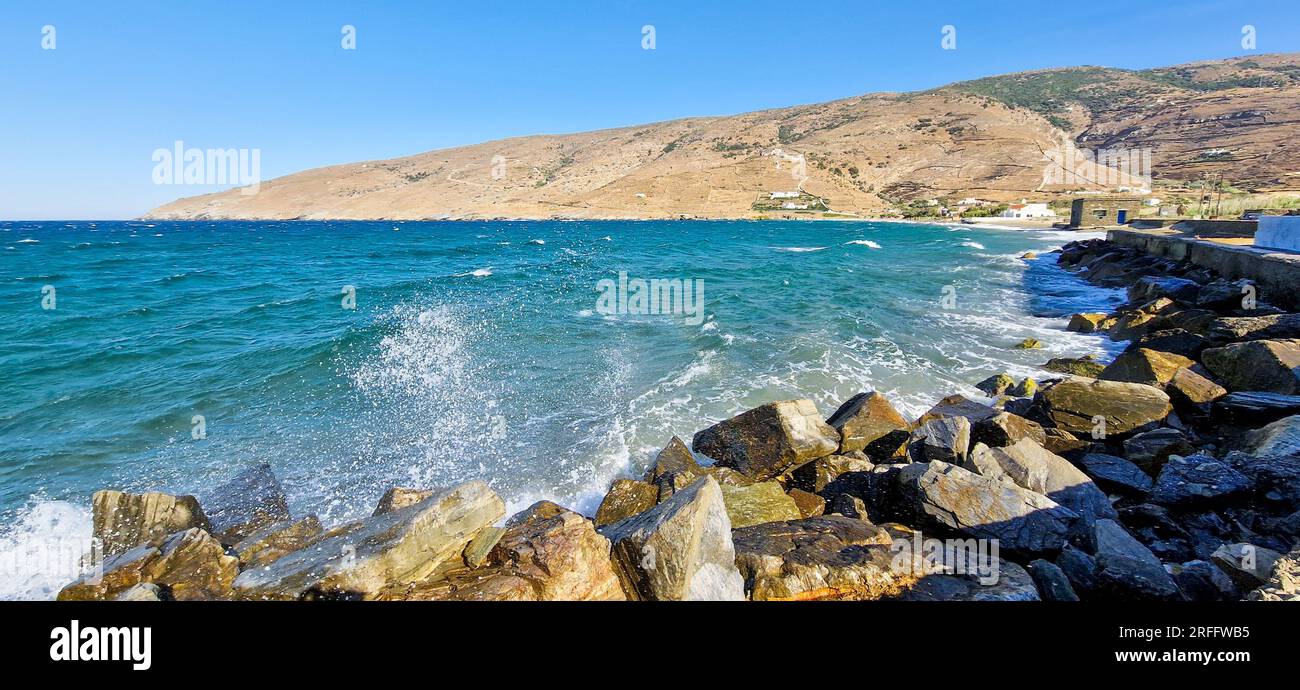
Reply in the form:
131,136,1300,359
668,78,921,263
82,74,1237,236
45,232,1300,602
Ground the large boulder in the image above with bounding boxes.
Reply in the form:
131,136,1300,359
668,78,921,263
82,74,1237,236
429,502,626,601
58,544,161,601
232,481,505,600
1201,339,1300,394
915,395,998,426
787,488,826,518
1166,367,1227,410
1067,313,1110,333
1040,377,1171,438
895,461,1078,555
1099,348,1194,386
963,438,1116,525
92,490,210,556
719,482,802,528
824,392,910,456
1208,313,1300,343
1170,560,1240,602
1151,454,1252,508
975,373,1016,397
643,436,697,483
1044,356,1105,378
972,411,1046,448
907,416,971,465
599,476,744,601
202,463,291,544
1128,276,1201,304
1241,415,1300,457
888,560,1040,601
1077,453,1153,496
1196,278,1254,312
594,479,658,527
731,516,907,600
1026,559,1079,601
1089,519,1182,600
1126,329,1209,360
230,515,324,569
693,400,840,481
1214,392,1300,425
1211,543,1283,591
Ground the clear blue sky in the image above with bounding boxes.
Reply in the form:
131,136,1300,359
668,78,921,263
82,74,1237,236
1,0,1297,219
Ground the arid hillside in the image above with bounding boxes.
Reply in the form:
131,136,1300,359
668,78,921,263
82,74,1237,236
146,54,1300,220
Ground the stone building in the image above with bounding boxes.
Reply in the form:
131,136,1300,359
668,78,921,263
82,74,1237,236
1068,197,1145,227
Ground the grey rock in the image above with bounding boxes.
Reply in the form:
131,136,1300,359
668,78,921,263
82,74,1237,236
1089,519,1182,600
1026,559,1079,601
693,399,840,481
907,416,971,465
1151,454,1252,508
203,463,291,544
1078,453,1154,496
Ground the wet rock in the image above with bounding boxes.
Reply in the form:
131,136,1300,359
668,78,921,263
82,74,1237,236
787,488,826,518
1026,559,1079,601
1009,377,1037,398
1122,428,1195,474
1170,560,1239,601
962,438,1116,525
600,476,744,601
203,463,291,544
1089,519,1181,601
1041,377,1171,437
58,544,161,601
1127,329,1209,360
1044,356,1105,377
1201,339,1300,394
446,502,624,601
1223,451,1300,509
915,394,998,426
975,373,1016,397
1151,454,1252,508
1207,313,1300,343
1108,310,1160,341
719,482,802,528
895,461,1077,555
907,416,971,464
594,479,658,527
655,464,751,502
92,490,210,556
643,436,697,482
1211,543,1282,590
1160,308,1219,336
1247,547,1300,601
1241,415,1300,457
230,515,324,570
232,481,505,600
787,453,874,493
145,528,239,601
1067,313,1110,333
826,493,868,519
461,526,505,568
1078,453,1153,496
825,391,910,456
1015,338,1043,350
372,488,435,516
1099,348,1194,386
693,399,840,481
732,516,904,600
972,411,1047,448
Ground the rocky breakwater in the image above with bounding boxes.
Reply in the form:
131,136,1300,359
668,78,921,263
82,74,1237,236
55,240,1300,600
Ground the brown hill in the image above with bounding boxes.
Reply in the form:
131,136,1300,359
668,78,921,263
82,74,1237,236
146,54,1300,220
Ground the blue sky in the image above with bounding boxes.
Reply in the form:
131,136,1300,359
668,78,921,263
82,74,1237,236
1,0,1297,219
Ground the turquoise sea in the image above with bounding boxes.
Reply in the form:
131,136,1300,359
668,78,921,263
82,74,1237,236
0,219,1124,598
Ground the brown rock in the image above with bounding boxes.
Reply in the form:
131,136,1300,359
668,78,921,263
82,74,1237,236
1044,356,1105,378
92,490,210,556
787,453,874,493
230,515,325,570
1041,377,1171,437
1202,339,1300,394
692,399,840,481
732,516,906,600
372,487,436,516
145,528,240,601
825,392,910,455
643,436,697,482
787,488,826,518
594,479,658,527
1099,348,1195,386
57,544,160,601
1167,367,1227,408
973,411,1047,448
1068,313,1109,333
915,394,998,426
719,482,802,528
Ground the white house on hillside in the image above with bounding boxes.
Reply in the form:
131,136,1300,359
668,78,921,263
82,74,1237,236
1000,202,1056,219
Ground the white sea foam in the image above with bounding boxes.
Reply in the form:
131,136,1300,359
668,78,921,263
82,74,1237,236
0,499,93,601
774,246,827,252
454,267,493,277
528,239,546,245
846,240,882,249
17,239,38,244
960,241,986,250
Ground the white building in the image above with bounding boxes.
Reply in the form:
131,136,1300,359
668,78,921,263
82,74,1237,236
780,202,809,210
1000,202,1056,219
770,191,800,199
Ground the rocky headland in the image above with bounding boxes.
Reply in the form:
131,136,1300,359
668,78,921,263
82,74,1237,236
57,238,1300,602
